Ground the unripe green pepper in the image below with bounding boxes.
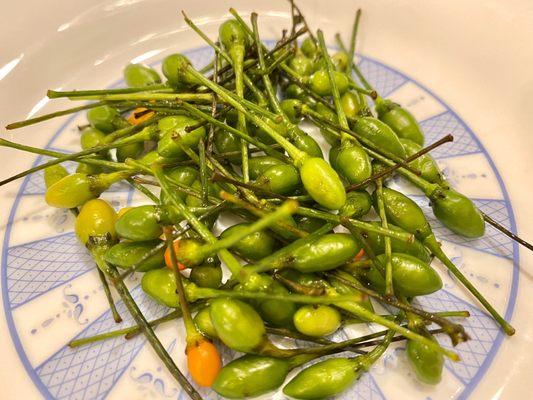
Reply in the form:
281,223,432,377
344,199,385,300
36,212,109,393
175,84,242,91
214,130,241,164
115,205,174,241
359,221,431,263
157,115,206,160
400,138,444,184
163,165,199,201
352,117,407,159
235,274,296,328
87,105,125,133
377,187,433,238
104,239,165,272
406,330,444,385
290,54,314,76
284,233,360,272
283,357,359,399
75,199,117,245
43,165,69,189
189,264,222,289
295,216,329,233
339,190,373,218
431,188,485,238
162,53,199,88
310,70,349,96
300,37,318,58
194,306,218,339
213,355,292,399
300,157,346,210
141,268,179,308
293,305,341,337
116,141,144,162
80,127,106,150
341,91,362,118
249,156,285,180
291,131,324,158
281,98,304,123
220,223,277,260
361,253,442,297
255,164,301,196
75,163,104,175
209,297,266,353
123,63,161,87
334,144,372,184
376,98,425,145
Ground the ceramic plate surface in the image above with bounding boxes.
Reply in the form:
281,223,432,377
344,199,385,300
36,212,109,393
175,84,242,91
1,1,532,399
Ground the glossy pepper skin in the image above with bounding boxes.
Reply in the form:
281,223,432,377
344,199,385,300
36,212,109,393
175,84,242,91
360,253,443,297
123,63,161,87
400,138,444,185
209,297,266,353
283,357,359,399
255,164,301,196
351,116,407,159
75,199,117,245
141,268,180,308
406,333,444,385
293,305,341,337
376,98,425,145
115,205,175,241
300,157,346,210
285,233,361,273
219,223,277,261
104,240,165,272
212,355,291,399
359,221,431,263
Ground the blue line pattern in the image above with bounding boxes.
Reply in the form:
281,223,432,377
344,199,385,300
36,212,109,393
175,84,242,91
35,286,167,400
7,232,94,308
410,196,513,259
415,290,500,386
357,59,408,98
419,112,481,159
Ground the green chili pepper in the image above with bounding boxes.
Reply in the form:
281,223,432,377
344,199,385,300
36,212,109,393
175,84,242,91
162,165,199,201
157,115,206,160
301,37,318,58
248,156,286,180
220,223,277,260
189,264,223,288
295,216,330,233
104,239,165,272
293,305,342,337
376,98,425,145
212,354,311,399
431,187,485,238
75,198,118,245
115,205,174,241
255,164,301,195
339,190,372,218
123,63,162,88
406,328,444,385
209,297,266,353
80,127,106,150
43,164,69,189
290,54,314,76
400,138,444,184
283,357,360,399
45,171,131,209
333,143,372,184
193,306,218,339
341,91,362,119
358,221,431,263
284,233,361,272
87,105,127,133
352,116,407,159
310,69,350,96
360,253,442,297
141,268,180,308
214,130,241,164
281,98,304,124
300,157,346,210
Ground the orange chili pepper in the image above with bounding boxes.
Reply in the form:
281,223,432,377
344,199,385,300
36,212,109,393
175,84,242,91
187,338,222,387
164,239,187,270
127,107,155,125
354,248,365,261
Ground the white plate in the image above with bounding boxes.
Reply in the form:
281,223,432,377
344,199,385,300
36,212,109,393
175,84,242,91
1,1,533,399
